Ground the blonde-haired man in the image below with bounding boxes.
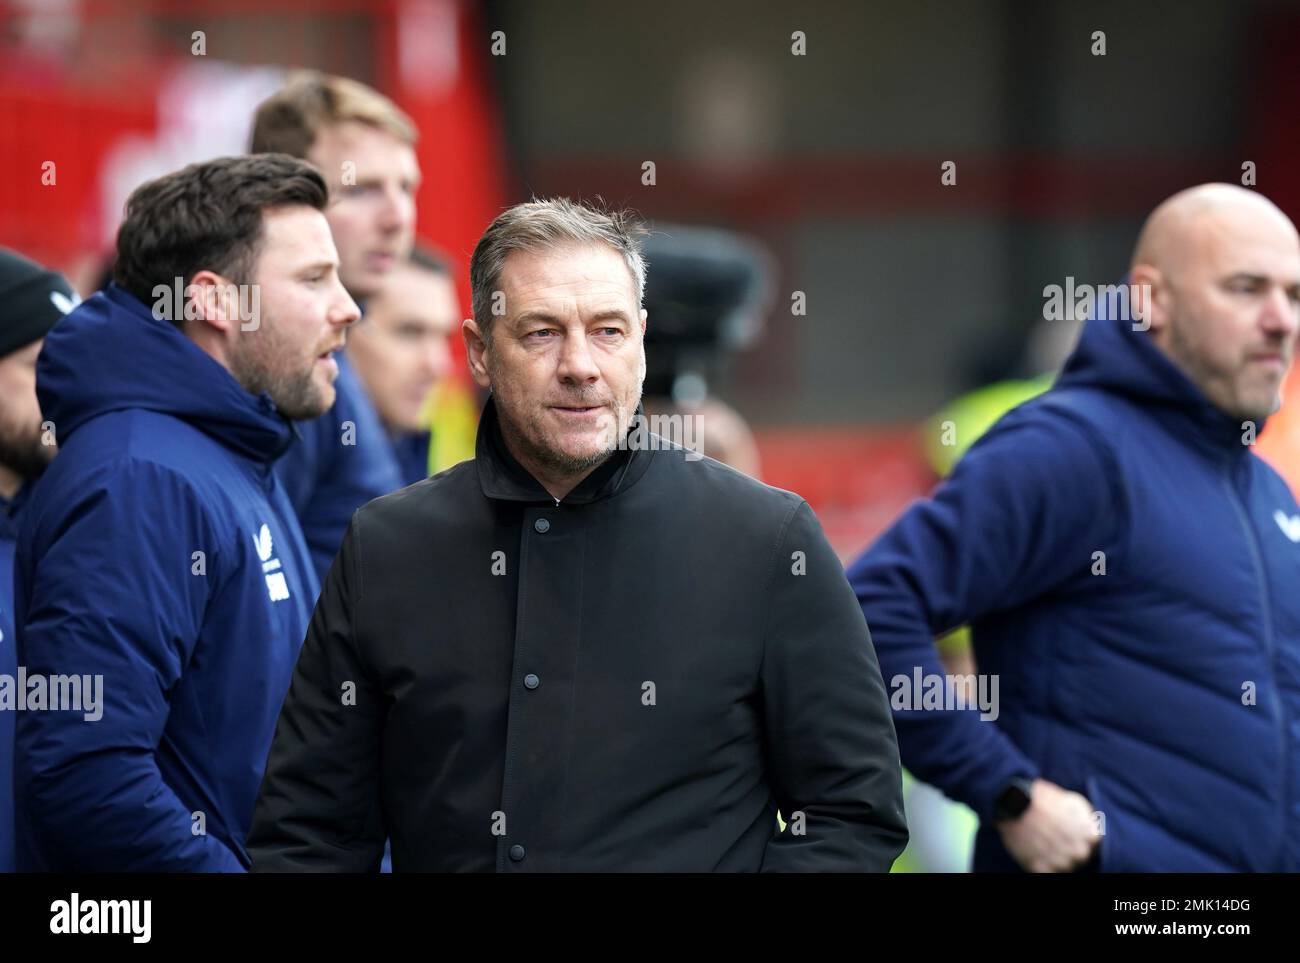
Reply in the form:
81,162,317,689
252,72,425,583
253,72,419,302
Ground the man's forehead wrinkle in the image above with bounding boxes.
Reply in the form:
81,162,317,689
502,245,636,292
504,273,638,319
514,275,629,293
508,262,631,290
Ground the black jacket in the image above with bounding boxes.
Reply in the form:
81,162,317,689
248,399,907,871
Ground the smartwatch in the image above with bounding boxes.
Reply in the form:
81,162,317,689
994,776,1035,822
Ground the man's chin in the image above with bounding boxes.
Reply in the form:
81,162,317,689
309,381,337,418
558,450,614,475
1257,399,1283,422
533,433,614,473
275,382,334,422
390,413,427,435
555,425,617,455
1232,397,1278,426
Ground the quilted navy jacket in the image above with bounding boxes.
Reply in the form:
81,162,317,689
13,285,315,871
849,293,1300,871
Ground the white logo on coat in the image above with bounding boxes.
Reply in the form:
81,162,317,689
254,523,291,601
49,290,81,315
1273,509,1300,543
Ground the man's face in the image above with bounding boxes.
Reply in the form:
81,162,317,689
468,241,646,477
308,120,420,301
347,265,458,433
228,205,359,420
1154,213,1300,423
0,338,53,481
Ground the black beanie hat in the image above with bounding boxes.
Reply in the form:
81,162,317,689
0,247,80,358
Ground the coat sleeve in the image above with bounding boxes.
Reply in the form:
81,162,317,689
759,499,909,872
844,408,1123,822
15,459,245,872
247,511,387,871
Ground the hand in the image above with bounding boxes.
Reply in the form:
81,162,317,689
997,778,1100,873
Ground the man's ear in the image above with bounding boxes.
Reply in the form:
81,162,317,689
1129,264,1169,335
462,317,493,390
187,270,239,335
639,307,647,335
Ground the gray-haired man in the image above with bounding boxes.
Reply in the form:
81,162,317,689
248,198,907,872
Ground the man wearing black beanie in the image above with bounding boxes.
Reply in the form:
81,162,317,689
0,247,79,874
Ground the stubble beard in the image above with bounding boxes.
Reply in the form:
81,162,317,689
230,329,331,421
0,415,52,482
492,369,642,480
1165,313,1278,424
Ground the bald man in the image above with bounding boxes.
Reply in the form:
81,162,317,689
849,184,1300,872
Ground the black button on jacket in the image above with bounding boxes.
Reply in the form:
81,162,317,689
248,399,907,872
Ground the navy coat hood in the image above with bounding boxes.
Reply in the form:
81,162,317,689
38,283,294,461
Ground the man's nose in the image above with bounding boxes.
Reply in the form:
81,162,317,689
557,332,600,384
332,282,361,328
377,186,409,233
1261,285,1299,338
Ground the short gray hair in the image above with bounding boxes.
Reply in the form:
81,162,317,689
470,197,647,337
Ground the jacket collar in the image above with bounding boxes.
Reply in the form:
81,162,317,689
475,394,654,504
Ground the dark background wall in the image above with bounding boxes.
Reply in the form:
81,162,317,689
487,0,1290,425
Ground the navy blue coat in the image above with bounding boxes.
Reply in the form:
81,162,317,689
0,484,28,872
848,296,1300,871
13,285,316,871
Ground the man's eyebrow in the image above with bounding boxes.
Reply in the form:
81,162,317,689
394,318,435,332
588,309,633,324
297,259,338,275
1223,271,1300,289
339,172,420,189
513,309,563,327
